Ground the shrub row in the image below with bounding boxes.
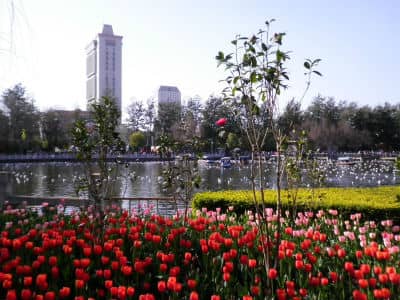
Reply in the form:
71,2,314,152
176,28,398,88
192,186,400,222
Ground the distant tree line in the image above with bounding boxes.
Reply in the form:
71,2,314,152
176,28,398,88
1,84,400,153
127,95,400,153
0,84,89,153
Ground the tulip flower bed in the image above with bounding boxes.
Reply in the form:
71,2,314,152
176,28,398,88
1,205,400,299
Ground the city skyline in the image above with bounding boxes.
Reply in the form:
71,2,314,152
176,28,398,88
0,0,399,114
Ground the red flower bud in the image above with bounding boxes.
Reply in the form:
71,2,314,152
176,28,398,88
216,118,227,127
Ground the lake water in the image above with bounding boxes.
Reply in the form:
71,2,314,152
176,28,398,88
0,160,398,198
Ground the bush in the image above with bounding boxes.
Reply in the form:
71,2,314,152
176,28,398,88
192,186,400,222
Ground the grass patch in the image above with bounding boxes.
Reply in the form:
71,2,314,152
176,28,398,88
192,186,400,222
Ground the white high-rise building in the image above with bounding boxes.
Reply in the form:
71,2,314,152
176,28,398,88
86,24,122,117
157,86,181,117
158,86,181,105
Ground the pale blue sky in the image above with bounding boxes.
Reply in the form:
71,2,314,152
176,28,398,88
0,0,399,114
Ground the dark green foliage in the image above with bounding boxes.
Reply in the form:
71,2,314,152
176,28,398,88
41,110,73,151
1,84,40,153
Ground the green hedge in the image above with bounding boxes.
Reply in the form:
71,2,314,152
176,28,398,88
192,186,400,222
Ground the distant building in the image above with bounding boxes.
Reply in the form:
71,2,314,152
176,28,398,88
158,85,181,106
156,86,182,134
86,24,122,121
47,109,91,131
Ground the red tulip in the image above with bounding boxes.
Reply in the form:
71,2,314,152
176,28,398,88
320,277,329,286
127,286,135,297
121,265,132,276
110,286,118,297
23,276,32,286
216,118,227,127
240,255,249,265
59,287,71,299
184,252,192,261
139,294,155,300
358,279,368,289
344,262,354,272
6,290,17,300
83,247,92,257
190,291,199,300
276,289,286,300
20,289,32,300
352,289,367,300
268,268,278,279
158,281,166,293
295,260,304,270
299,288,308,297
248,259,257,268
187,279,197,290
160,263,168,272
93,244,103,255
44,291,56,300
75,279,84,289
368,277,377,288
105,280,113,289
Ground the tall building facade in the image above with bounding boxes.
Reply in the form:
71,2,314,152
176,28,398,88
158,85,181,106
156,86,182,134
86,25,122,117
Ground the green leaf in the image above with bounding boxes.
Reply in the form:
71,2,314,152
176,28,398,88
265,18,276,26
276,50,284,62
243,54,251,66
274,32,285,45
251,56,257,67
313,70,322,76
251,103,260,115
248,45,256,53
250,72,257,83
216,51,224,61
261,42,268,52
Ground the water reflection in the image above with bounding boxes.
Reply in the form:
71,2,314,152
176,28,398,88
0,160,398,199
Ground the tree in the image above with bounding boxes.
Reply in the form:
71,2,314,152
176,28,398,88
1,84,40,152
154,102,182,137
71,96,125,216
201,96,240,152
186,96,203,125
0,110,10,152
129,131,146,151
278,99,303,135
369,104,400,150
172,105,199,144
41,110,70,151
144,99,156,146
217,19,321,279
126,100,146,131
